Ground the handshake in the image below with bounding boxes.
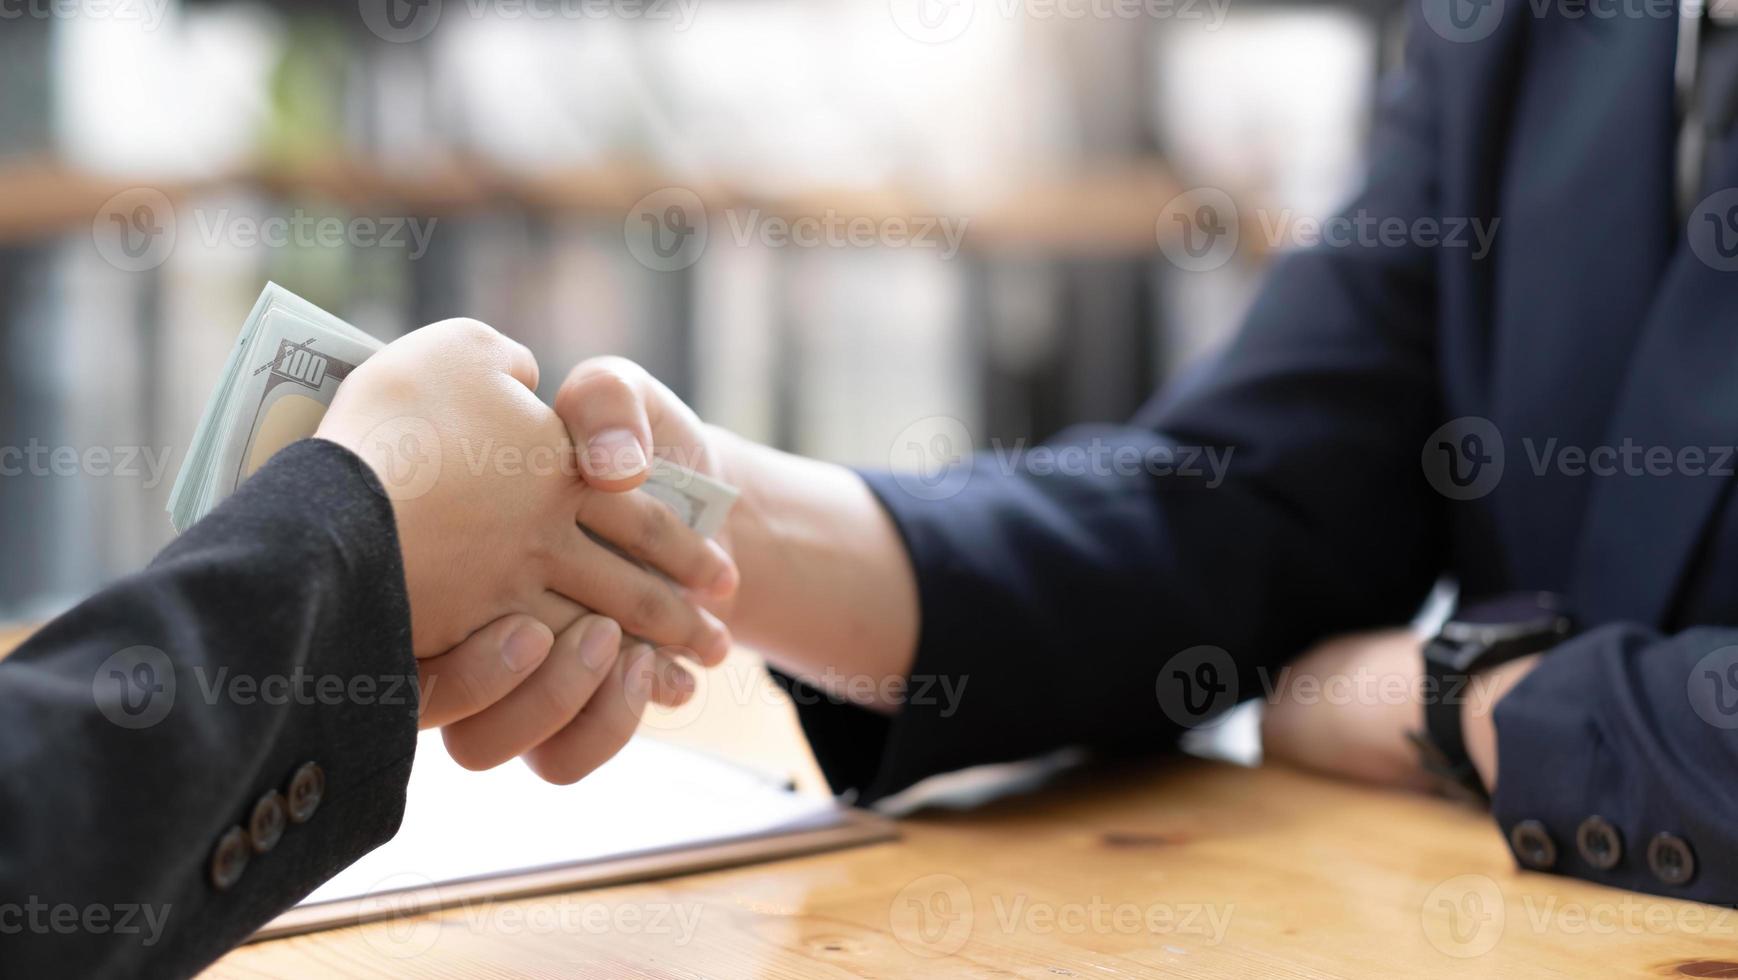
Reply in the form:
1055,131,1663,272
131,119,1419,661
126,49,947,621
185,288,745,785
323,321,735,784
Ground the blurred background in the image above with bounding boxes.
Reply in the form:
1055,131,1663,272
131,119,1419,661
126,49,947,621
0,0,1398,622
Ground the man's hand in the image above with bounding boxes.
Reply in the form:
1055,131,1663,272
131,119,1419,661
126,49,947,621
546,354,925,712
506,355,740,682
554,356,726,494
546,356,742,696
316,318,598,658
555,357,735,580
1259,627,1536,795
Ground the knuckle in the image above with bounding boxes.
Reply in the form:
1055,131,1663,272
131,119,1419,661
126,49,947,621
586,369,638,406
452,316,500,342
351,355,422,400
552,375,584,417
526,536,568,585
572,488,599,527
559,360,643,416
453,667,493,717
589,355,645,383
535,673,584,728
628,584,675,635
428,316,499,347
634,503,672,555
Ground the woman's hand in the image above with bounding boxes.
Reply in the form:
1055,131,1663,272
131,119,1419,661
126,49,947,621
413,611,662,784
315,318,595,658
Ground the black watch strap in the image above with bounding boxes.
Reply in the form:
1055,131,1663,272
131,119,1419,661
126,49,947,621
1415,658,1487,801
1413,592,1573,802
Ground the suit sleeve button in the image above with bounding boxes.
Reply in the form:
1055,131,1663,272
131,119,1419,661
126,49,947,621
286,762,325,824
1510,820,1558,870
1647,833,1696,886
248,791,288,854
1575,816,1623,871
209,826,251,891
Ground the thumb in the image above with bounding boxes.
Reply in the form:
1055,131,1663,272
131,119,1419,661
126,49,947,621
554,358,655,491
416,615,554,730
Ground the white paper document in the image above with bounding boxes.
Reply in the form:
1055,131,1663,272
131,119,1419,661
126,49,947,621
293,730,849,913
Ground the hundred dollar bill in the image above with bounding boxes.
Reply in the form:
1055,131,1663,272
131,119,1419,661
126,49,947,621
640,457,734,539
168,284,378,530
168,283,738,543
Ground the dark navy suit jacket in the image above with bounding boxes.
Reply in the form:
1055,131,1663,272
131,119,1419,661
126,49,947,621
779,0,1738,905
4,7,1735,977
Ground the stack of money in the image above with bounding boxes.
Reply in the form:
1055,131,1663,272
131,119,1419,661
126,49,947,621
168,284,380,530
167,283,737,540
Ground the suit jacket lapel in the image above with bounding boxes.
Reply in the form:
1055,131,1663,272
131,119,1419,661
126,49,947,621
1569,128,1738,625
1473,8,1680,591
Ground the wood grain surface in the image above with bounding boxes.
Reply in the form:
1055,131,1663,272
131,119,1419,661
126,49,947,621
6,624,1731,978
209,752,1738,978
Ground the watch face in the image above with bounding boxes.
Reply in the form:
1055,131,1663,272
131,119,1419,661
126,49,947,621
1430,631,1498,671
1455,592,1564,626
1439,617,1560,646
1433,592,1571,669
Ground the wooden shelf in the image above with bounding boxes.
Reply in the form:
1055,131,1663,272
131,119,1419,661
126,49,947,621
0,160,187,244
0,156,1182,256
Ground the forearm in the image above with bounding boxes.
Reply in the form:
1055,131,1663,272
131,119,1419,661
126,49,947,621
1260,630,1531,795
1296,625,1738,900
711,427,919,711
0,441,417,978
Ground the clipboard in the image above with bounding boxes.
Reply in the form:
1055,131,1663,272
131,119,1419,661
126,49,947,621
253,731,897,942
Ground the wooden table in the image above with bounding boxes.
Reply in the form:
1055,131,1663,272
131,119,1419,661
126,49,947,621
209,732,1738,977
4,623,1731,977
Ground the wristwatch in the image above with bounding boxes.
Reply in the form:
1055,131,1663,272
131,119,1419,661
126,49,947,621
1408,592,1572,802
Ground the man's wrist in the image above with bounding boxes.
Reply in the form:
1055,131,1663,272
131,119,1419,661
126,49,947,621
703,424,749,510
706,425,780,635
707,426,761,561
1458,654,1539,796
703,427,919,699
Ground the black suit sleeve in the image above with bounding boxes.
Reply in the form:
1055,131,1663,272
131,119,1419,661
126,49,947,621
773,28,1450,804
0,438,418,979
1489,625,1738,903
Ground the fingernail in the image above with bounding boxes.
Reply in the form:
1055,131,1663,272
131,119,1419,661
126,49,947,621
663,659,696,695
579,621,618,671
585,429,648,481
626,647,655,700
501,623,546,673
705,540,739,597
700,610,733,663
